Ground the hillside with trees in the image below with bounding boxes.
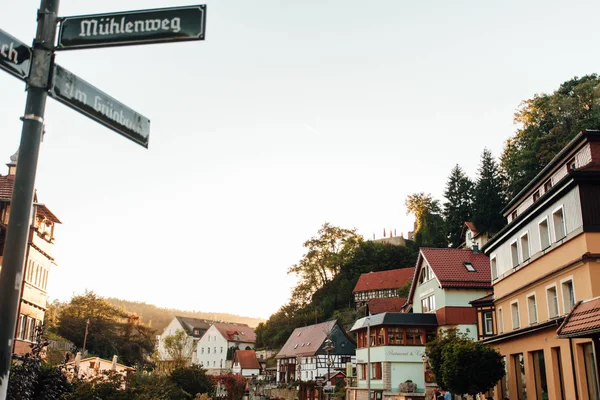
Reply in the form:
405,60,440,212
105,298,266,332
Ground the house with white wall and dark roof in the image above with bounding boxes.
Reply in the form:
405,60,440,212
275,320,356,384
157,316,213,366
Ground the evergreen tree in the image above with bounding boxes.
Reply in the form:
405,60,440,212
442,165,473,247
472,149,506,235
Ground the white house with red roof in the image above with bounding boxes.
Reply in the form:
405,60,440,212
406,247,492,340
461,221,491,251
195,322,256,374
353,268,415,309
231,349,260,378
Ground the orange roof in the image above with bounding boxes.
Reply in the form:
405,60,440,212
353,268,414,293
368,298,406,314
557,297,600,338
233,350,260,369
212,323,256,343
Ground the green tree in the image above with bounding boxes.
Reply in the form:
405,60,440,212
472,149,506,235
501,74,600,198
169,365,215,398
405,193,447,248
442,165,473,247
287,223,361,306
162,330,194,369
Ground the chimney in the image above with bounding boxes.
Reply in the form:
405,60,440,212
472,243,479,254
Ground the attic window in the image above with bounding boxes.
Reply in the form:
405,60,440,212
463,262,476,272
307,342,311,346
301,343,305,347
297,333,301,337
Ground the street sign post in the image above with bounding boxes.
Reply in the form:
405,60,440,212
57,5,206,50
50,64,150,148
0,29,32,80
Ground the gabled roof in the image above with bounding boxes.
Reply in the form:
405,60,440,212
368,298,406,314
353,268,415,293
175,316,212,337
557,297,600,338
233,350,260,369
408,248,491,304
276,320,337,358
212,322,256,343
350,312,438,332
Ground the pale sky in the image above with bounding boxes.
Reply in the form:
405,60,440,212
2,0,599,320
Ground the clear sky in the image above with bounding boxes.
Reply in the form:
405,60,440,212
2,0,599,320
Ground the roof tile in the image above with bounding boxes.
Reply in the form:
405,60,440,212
234,350,260,369
557,297,600,337
420,248,491,288
353,268,415,293
368,298,406,314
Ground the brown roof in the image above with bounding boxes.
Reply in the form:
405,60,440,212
212,323,256,343
353,268,415,293
0,175,15,201
419,248,491,288
233,350,260,369
557,297,600,338
469,293,494,306
368,298,406,314
37,204,61,224
276,320,337,358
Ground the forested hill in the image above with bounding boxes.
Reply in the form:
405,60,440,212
106,298,265,333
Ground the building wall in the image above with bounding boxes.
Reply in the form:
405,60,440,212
412,270,442,313
445,289,492,307
196,326,228,370
157,319,191,360
355,346,426,392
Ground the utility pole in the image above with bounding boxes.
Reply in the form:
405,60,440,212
82,319,90,356
0,0,59,398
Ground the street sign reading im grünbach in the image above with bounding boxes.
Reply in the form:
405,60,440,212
49,64,151,148
0,29,32,80
57,5,206,50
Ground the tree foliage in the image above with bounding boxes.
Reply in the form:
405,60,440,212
442,165,473,247
405,193,447,248
216,374,246,400
426,329,504,396
162,330,194,369
472,149,506,235
56,291,156,369
501,74,600,198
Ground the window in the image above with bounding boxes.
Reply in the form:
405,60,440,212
208,347,210,354
532,350,548,400
463,262,476,272
201,347,204,354
371,362,382,380
520,233,530,262
214,347,216,353
421,295,435,313
370,330,376,346
511,240,519,268
17,314,27,339
387,327,403,345
533,190,540,202
544,179,553,192
498,307,504,334
583,343,600,400
483,311,493,335
553,347,566,400
547,285,559,318
491,256,498,280
220,347,223,353
511,301,520,330
419,265,431,284
568,157,577,170
539,218,551,250
527,294,537,325
406,328,424,345
208,336,210,342
553,207,566,242
562,279,575,314
377,328,385,345
514,353,527,399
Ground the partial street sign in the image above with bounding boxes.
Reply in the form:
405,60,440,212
0,29,32,80
49,64,150,148
57,5,206,50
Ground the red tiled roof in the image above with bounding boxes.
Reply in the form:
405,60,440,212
276,320,337,358
557,297,600,338
0,175,15,201
233,350,260,369
353,268,415,293
368,298,406,314
212,323,256,343
420,248,491,288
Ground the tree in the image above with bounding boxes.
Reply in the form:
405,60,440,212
216,374,246,400
405,193,447,247
287,223,361,306
442,165,473,247
472,149,506,235
162,330,194,369
169,365,215,398
426,329,504,396
56,291,155,368
397,280,412,298
501,75,600,198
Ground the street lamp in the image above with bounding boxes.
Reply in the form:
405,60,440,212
324,338,335,399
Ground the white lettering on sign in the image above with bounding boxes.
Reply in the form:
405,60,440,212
0,40,19,64
93,96,145,135
420,288,434,298
79,16,181,37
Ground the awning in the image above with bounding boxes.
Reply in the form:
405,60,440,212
557,297,600,338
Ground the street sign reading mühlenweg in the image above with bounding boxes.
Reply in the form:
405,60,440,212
57,5,206,50
49,64,150,148
0,29,32,80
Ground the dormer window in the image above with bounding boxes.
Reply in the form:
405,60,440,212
568,158,577,170
463,262,476,272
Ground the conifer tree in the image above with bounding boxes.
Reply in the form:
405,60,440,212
472,149,506,235
442,165,473,247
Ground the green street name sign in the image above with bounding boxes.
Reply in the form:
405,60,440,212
49,64,150,148
0,29,32,80
57,5,206,50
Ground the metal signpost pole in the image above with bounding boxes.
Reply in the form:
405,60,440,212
0,0,59,397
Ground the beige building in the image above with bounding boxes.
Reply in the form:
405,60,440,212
0,150,61,354
480,130,600,400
